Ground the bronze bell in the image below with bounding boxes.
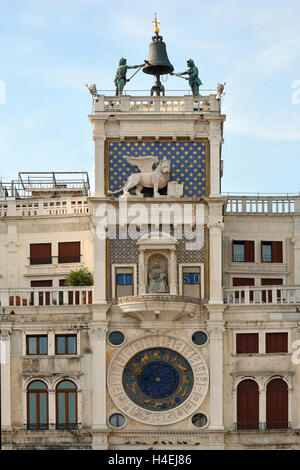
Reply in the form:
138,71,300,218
143,37,174,76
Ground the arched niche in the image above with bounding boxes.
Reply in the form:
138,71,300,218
137,232,177,295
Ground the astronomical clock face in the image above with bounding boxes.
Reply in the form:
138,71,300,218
108,335,209,426
123,348,194,412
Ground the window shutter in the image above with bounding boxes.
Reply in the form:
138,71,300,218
58,242,80,263
236,333,258,354
30,243,51,264
272,241,283,263
245,241,254,262
266,333,288,353
237,380,259,430
266,379,288,429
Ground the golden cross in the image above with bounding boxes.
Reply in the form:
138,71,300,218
153,13,160,34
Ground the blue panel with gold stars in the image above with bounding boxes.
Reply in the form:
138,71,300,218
107,140,208,198
123,347,194,412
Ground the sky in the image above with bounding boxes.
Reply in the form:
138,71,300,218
0,0,300,195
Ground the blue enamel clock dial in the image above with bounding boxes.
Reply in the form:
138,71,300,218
123,347,194,411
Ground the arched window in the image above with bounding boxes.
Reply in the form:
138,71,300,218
266,378,288,429
56,380,78,430
27,380,48,430
237,379,259,430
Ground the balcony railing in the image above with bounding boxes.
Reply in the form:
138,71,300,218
225,195,300,215
224,286,300,305
0,198,91,217
93,94,220,114
0,287,94,308
26,423,79,431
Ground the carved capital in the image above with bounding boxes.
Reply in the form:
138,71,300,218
4,240,19,252
91,327,108,340
207,222,224,234
207,325,225,339
0,329,12,340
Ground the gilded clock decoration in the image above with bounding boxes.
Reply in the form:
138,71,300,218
123,347,193,411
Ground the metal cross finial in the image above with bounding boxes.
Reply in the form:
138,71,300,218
153,12,160,34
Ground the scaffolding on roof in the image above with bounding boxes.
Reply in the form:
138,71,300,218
0,171,90,199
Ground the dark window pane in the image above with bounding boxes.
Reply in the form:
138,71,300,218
67,336,76,354
233,242,245,262
28,337,37,355
266,333,288,353
57,336,66,354
39,392,47,425
68,392,76,424
29,393,37,425
262,242,272,262
28,381,47,390
39,337,48,355
57,380,77,390
57,392,65,424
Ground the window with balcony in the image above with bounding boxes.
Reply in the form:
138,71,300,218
261,241,283,263
30,280,53,306
55,335,77,355
233,278,255,302
30,243,52,265
232,241,254,262
236,333,259,354
261,278,283,303
58,241,81,263
26,335,48,355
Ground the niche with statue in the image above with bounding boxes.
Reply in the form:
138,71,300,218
147,254,169,294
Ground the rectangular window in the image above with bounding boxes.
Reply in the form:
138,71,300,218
30,243,52,265
55,335,77,355
115,267,134,299
233,241,254,262
261,279,283,303
58,242,81,263
261,241,283,263
236,333,259,354
266,333,288,353
182,266,201,298
27,335,48,355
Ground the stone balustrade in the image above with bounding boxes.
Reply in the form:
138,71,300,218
0,197,91,217
225,195,300,215
0,286,94,308
224,286,300,305
93,94,220,114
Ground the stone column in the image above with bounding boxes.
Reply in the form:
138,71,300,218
93,135,106,197
170,248,177,295
0,329,12,430
207,323,225,430
91,325,108,430
139,248,146,294
207,216,224,304
92,220,107,303
209,121,223,197
259,386,265,429
48,390,56,429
